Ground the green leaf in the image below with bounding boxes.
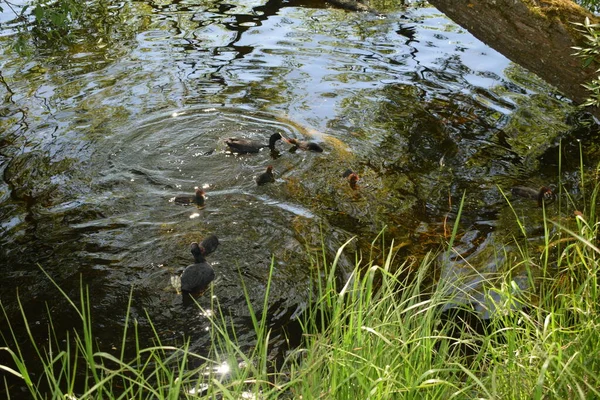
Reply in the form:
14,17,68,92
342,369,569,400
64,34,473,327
33,5,44,22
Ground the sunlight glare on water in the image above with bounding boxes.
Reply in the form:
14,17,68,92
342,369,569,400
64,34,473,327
1,1,598,390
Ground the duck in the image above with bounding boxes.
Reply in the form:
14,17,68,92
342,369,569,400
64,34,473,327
511,186,555,207
198,234,219,257
256,165,275,186
284,137,323,153
225,132,283,154
342,169,359,190
181,237,219,304
348,173,359,190
173,188,205,206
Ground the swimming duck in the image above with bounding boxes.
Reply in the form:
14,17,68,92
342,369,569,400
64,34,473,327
198,234,219,257
256,165,275,186
181,239,219,304
348,173,359,190
511,186,555,207
284,137,323,153
225,132,283,154
342,169,359,190
174,188,205,206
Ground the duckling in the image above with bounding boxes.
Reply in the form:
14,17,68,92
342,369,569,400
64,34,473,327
256,165,275,186
173,189,205,206
198,234,219,257
342,169,359,190
511,186,555,207
284,137,323,153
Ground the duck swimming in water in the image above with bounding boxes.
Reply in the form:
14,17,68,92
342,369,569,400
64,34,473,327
256,165,275,186
511,186,555,207
198,234,219,257
342,169,359,190
181,237,219,304
225,132,283,154
284,137,323,153
173,188,205,206
348,173,359,190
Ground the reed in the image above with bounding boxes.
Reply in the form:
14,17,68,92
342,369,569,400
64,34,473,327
3,177,600,399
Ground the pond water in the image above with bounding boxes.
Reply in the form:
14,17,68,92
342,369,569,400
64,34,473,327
1,0,599,390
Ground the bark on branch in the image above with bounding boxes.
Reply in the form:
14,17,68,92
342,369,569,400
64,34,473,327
427,0,599,106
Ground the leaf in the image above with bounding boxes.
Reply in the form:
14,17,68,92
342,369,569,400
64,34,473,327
20,5,29,18
33,5,44,22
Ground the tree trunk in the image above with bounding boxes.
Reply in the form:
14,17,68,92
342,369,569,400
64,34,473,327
427,0,599,107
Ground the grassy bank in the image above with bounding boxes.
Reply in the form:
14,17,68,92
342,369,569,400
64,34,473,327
2,187,600,399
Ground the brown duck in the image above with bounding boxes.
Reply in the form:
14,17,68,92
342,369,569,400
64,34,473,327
174,189,205,206
342,169,359,190
511,186,555,207
284,137,323,153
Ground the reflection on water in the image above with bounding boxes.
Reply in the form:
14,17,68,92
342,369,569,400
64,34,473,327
1,0,600,392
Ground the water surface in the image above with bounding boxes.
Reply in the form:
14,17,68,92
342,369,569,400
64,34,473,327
1,0,598,387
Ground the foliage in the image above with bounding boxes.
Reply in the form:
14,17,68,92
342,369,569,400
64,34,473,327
573,17,600,107
2,170,600,398
1,0,130,55
0,266,284,399
287,183,600,399
1,0,82,48
576,0,600,13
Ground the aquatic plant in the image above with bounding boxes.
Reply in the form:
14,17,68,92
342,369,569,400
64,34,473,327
2,180,600,398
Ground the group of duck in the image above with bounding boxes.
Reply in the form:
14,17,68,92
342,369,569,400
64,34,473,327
173,131,359,209
175,131,356,304
174,131,556,305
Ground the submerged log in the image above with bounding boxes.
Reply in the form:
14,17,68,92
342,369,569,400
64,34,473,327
426,0,599,107
325,0,375,13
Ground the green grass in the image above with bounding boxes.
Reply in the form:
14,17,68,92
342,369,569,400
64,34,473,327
3,180,600,399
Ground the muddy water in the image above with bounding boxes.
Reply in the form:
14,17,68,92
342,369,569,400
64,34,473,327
1,0,599,388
